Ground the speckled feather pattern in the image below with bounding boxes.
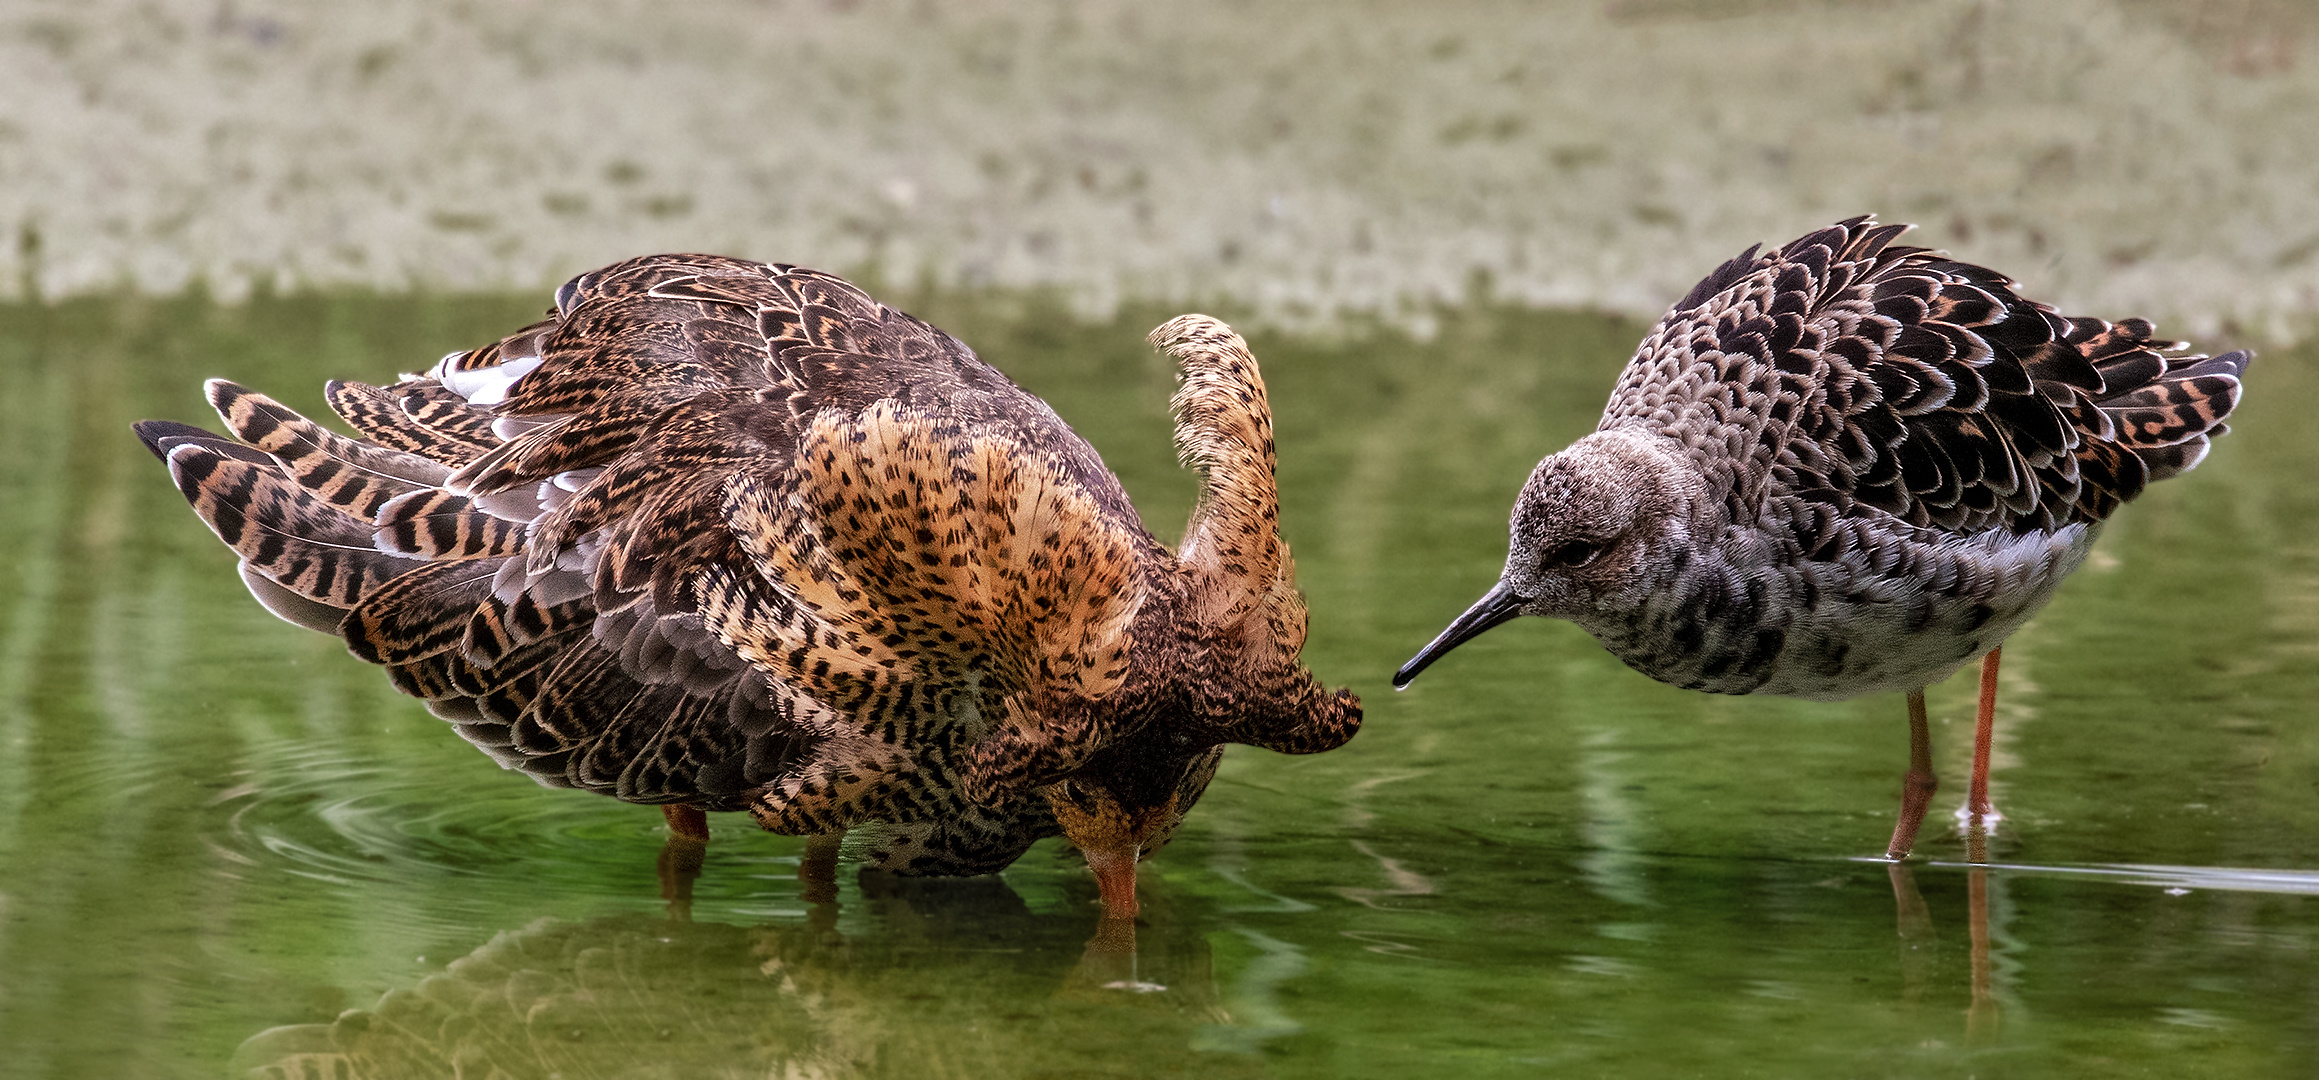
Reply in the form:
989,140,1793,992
1498,217,2249,700
137,255,1359,877
1607,218,2241,535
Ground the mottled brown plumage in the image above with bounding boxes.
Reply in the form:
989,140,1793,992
138,255,1359,914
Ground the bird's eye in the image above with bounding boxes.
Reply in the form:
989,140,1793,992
1060,780,1096,811
1544,539,1603,569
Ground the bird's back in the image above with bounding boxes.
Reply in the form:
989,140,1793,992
139,254,1168,874
1603,217,2248,540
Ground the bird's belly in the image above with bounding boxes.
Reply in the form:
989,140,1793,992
1581,522,2096,701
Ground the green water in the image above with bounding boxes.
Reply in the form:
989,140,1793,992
1,293,2313,1079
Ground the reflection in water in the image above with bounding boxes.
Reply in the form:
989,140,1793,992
1887,862,1939,1004
1880,856,2319,1055
1577,727,1651,909
232,880,1245,1080
4,296,2317,1076
1336,840,1436,912
1966,867,2001,1045
1926,861,2319,895
1888,862,2008,1046
1192,929,1309,1054
656,832,707,919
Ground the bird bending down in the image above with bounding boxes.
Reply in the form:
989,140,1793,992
136,255,1359,917
1395,217,2247,860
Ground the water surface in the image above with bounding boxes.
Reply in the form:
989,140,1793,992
0,293,2312,1078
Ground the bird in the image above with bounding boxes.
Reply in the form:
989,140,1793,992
1393,216,2248,860
135,254,1360,918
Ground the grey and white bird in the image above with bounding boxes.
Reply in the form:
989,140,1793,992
1395,216,2249,859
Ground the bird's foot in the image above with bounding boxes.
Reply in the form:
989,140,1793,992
1952,801,2005,833
1954,801,2003,864
663,803,711,842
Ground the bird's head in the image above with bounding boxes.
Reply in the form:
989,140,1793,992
975,583,1359,920
973,629,1356,920
1037,741,1223,918
952,316,1363,920
1395,427,1702,686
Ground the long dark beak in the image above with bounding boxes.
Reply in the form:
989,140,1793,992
1393,582,1525,688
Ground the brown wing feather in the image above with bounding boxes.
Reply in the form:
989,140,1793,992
325,379,498,464
156,442,424,607
207,380,449,517
135,254,1187,873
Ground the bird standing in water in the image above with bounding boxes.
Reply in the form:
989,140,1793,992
1396,217,2247,859
137,255,1359,917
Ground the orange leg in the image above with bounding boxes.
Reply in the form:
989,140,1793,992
657,804,710,919
1885,688,1939,860
1967,647,2001,820
800,831,844,907
1956,648,2004,862
663,803,711,842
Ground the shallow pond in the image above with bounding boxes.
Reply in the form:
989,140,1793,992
1,292,2313,1078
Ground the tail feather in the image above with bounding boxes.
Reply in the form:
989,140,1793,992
324,379,499,464
133,419,273,467
236,562,350,634
2097,348,2250,483
447,386,691,497
206,380,448,518
162,444,422,607
343,559,503,665
136,263,847,814
373,489,526,560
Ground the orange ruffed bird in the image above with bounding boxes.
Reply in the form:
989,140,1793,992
137,255,1359,917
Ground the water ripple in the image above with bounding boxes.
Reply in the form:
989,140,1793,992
210,738,695,891
1922,860,2319,897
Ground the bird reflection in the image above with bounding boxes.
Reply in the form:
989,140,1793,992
237,860,1246,1080
1886,861,2004,1045
658,826,844,924
1965,867,2001,1045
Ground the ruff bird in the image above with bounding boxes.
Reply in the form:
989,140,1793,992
1395,217,2247,859
136,255,1359,916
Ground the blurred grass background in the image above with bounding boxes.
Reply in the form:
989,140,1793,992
3,0,2315,337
